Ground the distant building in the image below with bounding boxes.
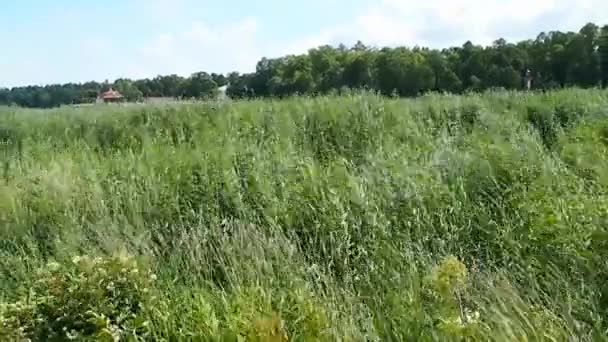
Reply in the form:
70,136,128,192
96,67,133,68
97,88,124,103
524,69,533,91
217,85,229,100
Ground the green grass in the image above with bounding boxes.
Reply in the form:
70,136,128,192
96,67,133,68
1,88,608,341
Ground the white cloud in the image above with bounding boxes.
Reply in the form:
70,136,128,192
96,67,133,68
131,0,608,78
278,26,348,56
131,17,260,78
284,0,608,52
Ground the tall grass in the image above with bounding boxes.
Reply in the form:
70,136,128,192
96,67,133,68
1,88,608,340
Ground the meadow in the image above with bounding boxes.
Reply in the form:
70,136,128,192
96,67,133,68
1,89,608,341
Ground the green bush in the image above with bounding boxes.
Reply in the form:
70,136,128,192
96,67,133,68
423,256,482,340
0,254,157,341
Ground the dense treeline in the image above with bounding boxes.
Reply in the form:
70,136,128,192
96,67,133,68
0,74,228,108
228,23,608,98
1,23,608,108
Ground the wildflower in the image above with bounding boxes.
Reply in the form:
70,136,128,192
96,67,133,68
428,256,468,298
465,310,480,323
47,261,61,271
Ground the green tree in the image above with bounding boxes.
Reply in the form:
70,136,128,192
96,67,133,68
157,75,186,98
425,50,462,92
450,41,488,90
567,23,601,86
375,47,434,96
114,79,144,102
277,55,314,95
182,72,218,99
0,88,10,105
600,25,608,87
309,45,344,93
226,72,255,98
341,48,375,90
250,58,283,96
211,73,228,87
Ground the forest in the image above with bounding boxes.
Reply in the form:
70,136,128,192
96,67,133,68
1,22,608,108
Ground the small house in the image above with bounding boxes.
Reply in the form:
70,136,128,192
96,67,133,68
98,88,124,103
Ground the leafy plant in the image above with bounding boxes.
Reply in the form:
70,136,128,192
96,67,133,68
0,253,157,341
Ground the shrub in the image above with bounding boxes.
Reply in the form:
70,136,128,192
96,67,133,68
423,256,482,339
0,253,157,341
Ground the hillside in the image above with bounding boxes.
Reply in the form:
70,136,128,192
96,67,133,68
1,89,608,340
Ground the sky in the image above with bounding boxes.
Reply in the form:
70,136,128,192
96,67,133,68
1,0,608,87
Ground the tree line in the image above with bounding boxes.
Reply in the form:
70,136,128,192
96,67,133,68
0,73,229,108
2,23,608,108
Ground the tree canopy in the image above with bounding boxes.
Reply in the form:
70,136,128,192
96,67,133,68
1,22,607,108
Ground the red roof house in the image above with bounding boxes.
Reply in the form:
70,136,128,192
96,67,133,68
98,88,124,103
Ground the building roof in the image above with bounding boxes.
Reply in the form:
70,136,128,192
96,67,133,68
100,88,124,99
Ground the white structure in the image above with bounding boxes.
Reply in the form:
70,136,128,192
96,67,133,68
217,85,229,99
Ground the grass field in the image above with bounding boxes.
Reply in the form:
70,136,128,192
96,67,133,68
1,89,608,341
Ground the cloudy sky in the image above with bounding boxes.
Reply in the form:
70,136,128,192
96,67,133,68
1,0,607,87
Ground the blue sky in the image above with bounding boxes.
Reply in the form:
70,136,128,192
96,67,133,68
2,0,608,87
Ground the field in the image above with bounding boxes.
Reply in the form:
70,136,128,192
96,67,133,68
1,89,608,341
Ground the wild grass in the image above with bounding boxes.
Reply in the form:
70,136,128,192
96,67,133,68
1,88,608,341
